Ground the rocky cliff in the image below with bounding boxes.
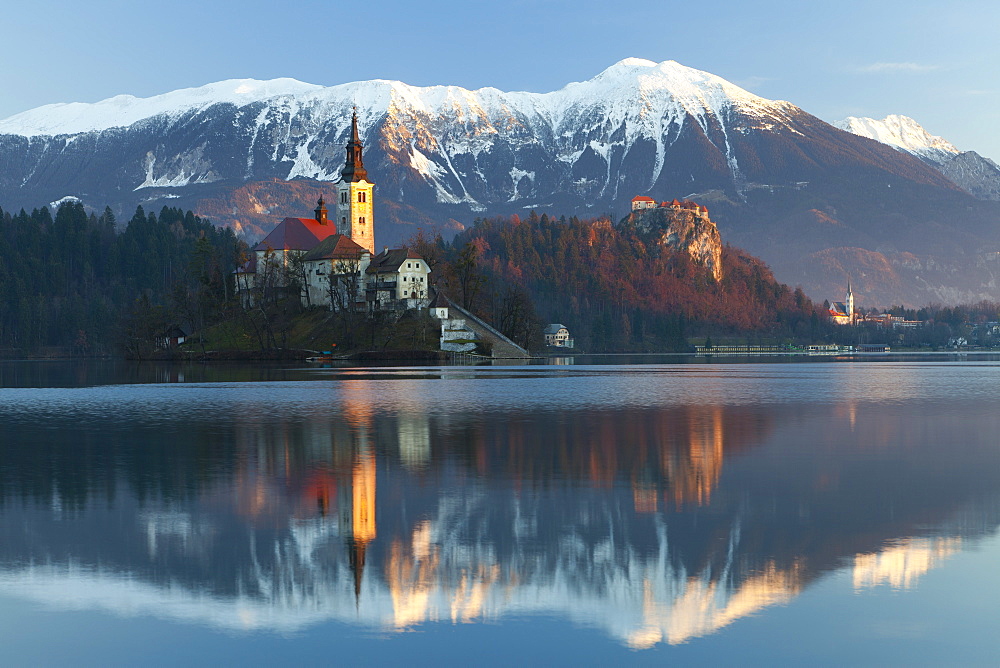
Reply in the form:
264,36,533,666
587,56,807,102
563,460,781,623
623,206,723,281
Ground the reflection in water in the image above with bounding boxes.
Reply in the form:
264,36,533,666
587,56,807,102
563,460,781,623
1,369,1000,649
853,537,962,591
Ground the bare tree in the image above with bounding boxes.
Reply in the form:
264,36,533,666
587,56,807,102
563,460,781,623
324,258,366,349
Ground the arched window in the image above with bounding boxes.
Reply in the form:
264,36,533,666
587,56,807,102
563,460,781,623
359,217,365,225
357,192,363,203
341,192,347,204
341,217,347,226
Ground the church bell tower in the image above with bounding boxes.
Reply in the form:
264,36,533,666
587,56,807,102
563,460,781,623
846,279,855,324
336,109,375,255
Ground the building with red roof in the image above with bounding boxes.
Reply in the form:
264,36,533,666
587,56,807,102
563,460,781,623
631,195,657,212
301,234,370,309
235,112,432,311
631,195,711,220
828,281,855,325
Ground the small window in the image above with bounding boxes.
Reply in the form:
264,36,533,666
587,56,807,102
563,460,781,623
342,217,346,226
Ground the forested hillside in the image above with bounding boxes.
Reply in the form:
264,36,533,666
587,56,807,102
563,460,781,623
441,212,833,352
0,202,241,354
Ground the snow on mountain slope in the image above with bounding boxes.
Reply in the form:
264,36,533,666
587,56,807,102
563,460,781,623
0,78,324,136
834,114,1000,202
833,114,958,163
0,59,801,204
0,60,786,140
0,59,992,306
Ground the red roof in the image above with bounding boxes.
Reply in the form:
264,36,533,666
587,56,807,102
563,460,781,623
632,195,655,202
366,247,427,274
301,234,368,262
253,217,339,252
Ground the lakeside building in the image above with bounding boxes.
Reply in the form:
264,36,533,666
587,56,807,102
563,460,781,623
429,292,529,357
544,324,573,348
828,282,855,325
366,249,431,310
856,313,923,329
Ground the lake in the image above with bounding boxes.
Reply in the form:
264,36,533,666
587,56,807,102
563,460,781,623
1,358,999,665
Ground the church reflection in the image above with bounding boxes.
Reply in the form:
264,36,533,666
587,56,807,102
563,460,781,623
1,389,1000,647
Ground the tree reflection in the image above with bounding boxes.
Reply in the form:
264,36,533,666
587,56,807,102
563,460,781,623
1,389,999,646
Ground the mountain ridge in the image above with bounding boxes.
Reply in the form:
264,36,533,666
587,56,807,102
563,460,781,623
835,113,1000,203
2,59,999,307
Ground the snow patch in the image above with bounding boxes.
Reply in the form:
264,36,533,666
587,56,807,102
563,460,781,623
49,195,81,209
509,168,535,201
134,146,220,190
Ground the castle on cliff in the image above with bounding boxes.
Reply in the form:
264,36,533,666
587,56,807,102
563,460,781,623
631,195,710,218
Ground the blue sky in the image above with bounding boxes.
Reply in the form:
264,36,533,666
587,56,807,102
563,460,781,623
4,0,1000,158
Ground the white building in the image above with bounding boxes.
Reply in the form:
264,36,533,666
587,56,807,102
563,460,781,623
234,198,341,299
301,234,370,310
365,249,431,310
429,292,477,353
631,195,657,211
544,323,573,348
828,281,855,325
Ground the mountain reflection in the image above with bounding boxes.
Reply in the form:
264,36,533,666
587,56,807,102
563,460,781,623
2,382,1000,647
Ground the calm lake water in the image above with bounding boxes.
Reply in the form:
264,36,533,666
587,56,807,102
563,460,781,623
1,358,999,665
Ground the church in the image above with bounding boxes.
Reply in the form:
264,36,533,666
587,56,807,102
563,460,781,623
236,111,430,311
828,282,855,325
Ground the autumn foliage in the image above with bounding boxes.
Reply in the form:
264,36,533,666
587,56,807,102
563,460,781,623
445,212,830,352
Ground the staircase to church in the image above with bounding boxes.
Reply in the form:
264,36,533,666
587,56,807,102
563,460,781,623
447,303,530,358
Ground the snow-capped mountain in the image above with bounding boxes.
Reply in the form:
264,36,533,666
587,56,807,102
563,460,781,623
835,114,1000,202
833,114,959,163
0,58,952,218
2,58,1000,305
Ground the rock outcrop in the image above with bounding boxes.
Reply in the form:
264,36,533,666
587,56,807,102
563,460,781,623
624,206,724,281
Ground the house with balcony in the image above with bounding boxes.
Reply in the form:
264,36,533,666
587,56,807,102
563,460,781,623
544,324,574,348
365,248,431,310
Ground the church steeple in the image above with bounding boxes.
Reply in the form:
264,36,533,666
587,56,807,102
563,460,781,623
846,278,855,323
341,109,368,183
336,108,375,255
314,196,328,224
